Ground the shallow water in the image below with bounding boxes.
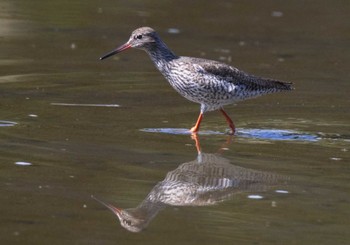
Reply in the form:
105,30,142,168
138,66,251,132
1,1,350,244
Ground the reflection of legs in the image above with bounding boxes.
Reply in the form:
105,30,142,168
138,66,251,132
192,133,232,155
190,113,203,133
191,133,201,154
220,108,235,134
217,135,233,154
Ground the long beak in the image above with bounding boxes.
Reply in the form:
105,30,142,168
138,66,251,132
100,42,132,60
91,195,123,217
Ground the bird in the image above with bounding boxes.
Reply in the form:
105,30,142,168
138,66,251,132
91,135,285,232
100,27,293,134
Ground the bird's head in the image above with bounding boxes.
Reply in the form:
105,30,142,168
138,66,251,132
91,195,148,232
100,27,158,60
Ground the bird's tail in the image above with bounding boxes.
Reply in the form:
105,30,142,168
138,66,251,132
248,75,294,93
265,78,294,91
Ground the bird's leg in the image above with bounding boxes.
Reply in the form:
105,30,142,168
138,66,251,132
190,113,203,133
190,133,201,154
217,135,233,154
220,109,235,135
191,133,204,163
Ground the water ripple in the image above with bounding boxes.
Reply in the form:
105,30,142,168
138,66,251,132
140,128,320,142
0,120,18,127
50,103,120,107
238,129,319,142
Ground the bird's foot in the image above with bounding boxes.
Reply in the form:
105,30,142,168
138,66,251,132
190,113,203,134
225,126,236,135
190,126,199,134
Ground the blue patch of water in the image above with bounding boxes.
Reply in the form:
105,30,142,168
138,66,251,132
237,129,319,142
140,128,222,135
140,128,320,142
0,120,18,127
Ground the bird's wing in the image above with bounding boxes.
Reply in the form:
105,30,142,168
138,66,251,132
192,58,293,91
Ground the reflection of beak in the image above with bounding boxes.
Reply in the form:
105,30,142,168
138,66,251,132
91,195,123,218
100,42,132,60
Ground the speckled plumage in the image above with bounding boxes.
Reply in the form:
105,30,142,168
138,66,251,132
92,152,283,232
101,27,293,133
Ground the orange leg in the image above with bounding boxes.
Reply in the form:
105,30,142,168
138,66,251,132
217,135,233,154
190,133,201,154
220,109,235,134
190,113,203,133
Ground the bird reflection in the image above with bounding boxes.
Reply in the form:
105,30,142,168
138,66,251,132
92,135,286,232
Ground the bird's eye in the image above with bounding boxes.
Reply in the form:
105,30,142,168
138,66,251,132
135,34,143,40
124,220,132,226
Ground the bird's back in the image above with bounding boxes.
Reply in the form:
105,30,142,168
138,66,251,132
187,57,293,91
162,56,293,111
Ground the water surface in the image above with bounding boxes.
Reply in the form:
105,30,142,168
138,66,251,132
1,1,349,244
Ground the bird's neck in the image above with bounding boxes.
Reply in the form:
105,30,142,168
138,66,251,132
122,198,165,231
145,40,178,72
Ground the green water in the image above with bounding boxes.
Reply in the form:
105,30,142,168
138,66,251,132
1,1,349,244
